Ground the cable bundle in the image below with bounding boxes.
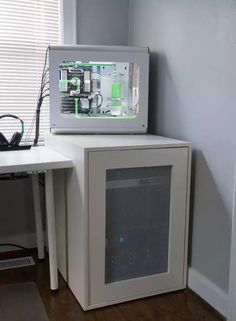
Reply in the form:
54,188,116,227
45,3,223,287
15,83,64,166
33,46,50,146
24,46,50,145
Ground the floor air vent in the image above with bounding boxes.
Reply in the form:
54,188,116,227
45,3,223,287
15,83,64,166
0,256,35,271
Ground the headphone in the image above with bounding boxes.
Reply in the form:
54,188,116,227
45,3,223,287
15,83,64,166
0,114,24,147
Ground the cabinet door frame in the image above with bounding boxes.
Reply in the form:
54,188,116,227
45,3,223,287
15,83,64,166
88,147,189,307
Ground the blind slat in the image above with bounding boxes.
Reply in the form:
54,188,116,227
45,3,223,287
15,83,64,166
0,0,59,142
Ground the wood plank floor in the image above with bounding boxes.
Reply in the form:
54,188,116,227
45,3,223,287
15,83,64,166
0,250,225,321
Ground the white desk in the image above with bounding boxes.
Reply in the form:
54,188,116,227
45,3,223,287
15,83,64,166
0,147,73,290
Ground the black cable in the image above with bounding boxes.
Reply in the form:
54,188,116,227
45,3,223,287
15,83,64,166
96,93,103,109
33,46,50,146
42,88,49,95
34,97,43,146
42,93,50,100
41,70,49,93
0,173,29,180
42,80,49,90
86,94,103,116
79,105,90,114
0,243,29,251
40,51,49,91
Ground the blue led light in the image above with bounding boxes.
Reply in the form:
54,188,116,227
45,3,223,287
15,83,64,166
119,237,124,243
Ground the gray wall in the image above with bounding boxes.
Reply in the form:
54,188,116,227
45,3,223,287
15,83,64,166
0,177,36,248
76,0,129,45
129,0,236,291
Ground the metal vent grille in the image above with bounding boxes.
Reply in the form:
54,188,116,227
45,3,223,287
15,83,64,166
0,256,35,271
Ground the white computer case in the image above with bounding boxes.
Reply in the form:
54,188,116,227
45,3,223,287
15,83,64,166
49,45,149,134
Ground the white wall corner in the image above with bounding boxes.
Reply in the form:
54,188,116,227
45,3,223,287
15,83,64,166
127,0,133,45
228,165,236,321
60,0,77,45
188,267,229,318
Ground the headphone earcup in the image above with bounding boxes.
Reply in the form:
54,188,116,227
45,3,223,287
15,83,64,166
0,132,9,146
10,132,22,146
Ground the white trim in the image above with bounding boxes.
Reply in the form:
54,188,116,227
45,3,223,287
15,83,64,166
60,0,77,45
0,232,38,253
228,165,236,321
72,0,77,45
59,0,64,44
188,267,228,318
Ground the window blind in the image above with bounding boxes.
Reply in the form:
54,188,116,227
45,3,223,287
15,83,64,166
0,0,59,142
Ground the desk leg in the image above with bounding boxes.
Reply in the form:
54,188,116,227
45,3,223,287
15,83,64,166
32,174,45,260
45,169,58,291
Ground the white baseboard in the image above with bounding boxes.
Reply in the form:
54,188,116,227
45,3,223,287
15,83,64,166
0,232,38,253
188,267,228,318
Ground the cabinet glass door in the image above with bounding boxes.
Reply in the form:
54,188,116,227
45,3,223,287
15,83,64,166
105,166,171,284
88,148,189,306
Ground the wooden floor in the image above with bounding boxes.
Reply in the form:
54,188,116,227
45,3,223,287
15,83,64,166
0,250,225,321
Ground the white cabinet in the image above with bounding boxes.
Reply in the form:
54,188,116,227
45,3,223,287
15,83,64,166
45,134,191,310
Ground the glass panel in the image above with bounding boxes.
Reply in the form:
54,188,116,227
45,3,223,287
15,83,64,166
105,166,171,284
59,61,139,119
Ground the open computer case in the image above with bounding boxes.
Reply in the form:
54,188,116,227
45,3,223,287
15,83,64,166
49,45,149,134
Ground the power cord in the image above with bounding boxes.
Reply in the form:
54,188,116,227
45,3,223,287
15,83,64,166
0,243,30,251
